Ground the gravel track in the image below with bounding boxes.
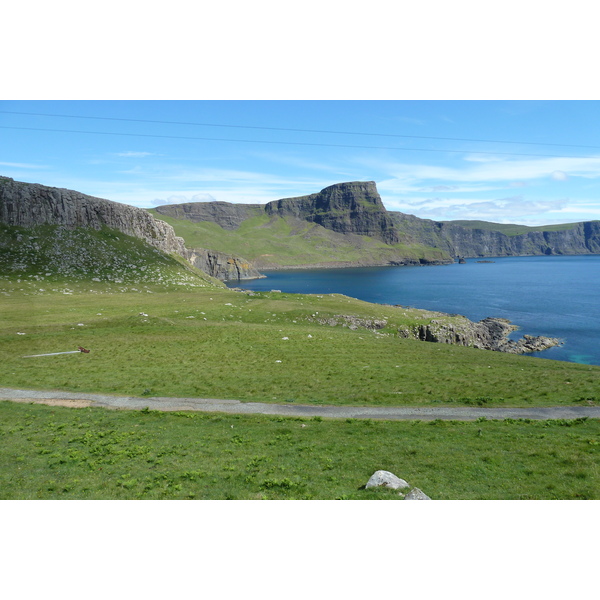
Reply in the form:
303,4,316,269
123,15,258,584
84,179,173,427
1,387,599,421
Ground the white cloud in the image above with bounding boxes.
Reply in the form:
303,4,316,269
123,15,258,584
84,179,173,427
391,196,578,224
150,192,217,206
418,184,459,192
115,151,155,158
551,170,569,181
376,154,600,186
0,161,47,169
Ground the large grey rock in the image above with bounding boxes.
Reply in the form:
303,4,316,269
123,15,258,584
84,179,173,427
404,487,431,500
365,470,410,490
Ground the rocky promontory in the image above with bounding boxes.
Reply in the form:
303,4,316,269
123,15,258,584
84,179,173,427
265,181,400,245
398,315,561,354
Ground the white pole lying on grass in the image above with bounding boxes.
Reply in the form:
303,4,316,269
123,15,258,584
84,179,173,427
23,347,90,358
23,351,82,358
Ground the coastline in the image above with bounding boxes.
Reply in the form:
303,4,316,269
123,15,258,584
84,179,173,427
230,257,455,280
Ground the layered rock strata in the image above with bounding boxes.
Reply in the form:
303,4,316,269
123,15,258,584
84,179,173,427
265,181,400,244
0,177,259,281
186,248,265,281
390,211,600,258
398,316,561,354
0,176,188,256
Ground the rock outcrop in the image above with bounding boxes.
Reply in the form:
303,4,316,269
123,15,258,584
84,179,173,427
187,248,265,281
265,181,400,244
0,176,188,257
398,315,561,354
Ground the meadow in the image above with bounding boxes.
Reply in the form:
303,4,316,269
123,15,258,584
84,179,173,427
1,281,599,406
2,278,600,499
1,400,598,500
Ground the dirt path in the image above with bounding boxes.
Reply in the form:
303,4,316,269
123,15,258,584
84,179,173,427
1,387,599,421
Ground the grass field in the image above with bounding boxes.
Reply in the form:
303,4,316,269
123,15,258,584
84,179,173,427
442,220,587,236
2,277,600,500
1,280,599,407
1,400,598,499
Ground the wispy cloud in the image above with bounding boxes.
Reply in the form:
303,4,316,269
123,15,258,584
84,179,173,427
387,195,569,223
0,161,47,169
115,151,156,158
381,155,600,185
151,192,217,207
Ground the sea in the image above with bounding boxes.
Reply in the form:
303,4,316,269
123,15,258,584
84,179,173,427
226,255,600,366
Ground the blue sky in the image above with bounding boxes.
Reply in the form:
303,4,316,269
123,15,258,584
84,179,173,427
2,100,600,225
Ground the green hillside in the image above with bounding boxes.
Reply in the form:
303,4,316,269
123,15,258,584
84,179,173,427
0,222,221,288
443,220,584,237
149,210,450,267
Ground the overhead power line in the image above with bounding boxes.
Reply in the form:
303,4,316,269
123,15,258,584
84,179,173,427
1,109,599,151
0,124,592,159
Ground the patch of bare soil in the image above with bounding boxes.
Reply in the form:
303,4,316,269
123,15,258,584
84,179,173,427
9,398,93,408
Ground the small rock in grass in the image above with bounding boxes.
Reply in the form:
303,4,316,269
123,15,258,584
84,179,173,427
365,470,409,490
404,487,431,500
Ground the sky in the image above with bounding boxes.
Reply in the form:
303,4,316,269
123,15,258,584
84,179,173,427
2,100,600,226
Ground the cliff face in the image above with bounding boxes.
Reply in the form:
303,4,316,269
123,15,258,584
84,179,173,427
154,201,264,230
0,177,261,281
265,181,400,244
390,211,600,258
0,176,188,257
186,248,265,281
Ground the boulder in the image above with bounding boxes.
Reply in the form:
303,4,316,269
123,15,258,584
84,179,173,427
365,470,409,490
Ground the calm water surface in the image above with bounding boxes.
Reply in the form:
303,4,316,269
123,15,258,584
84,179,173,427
227,255,600,366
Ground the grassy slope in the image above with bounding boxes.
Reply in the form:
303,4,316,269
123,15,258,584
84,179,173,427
149,210,450,266
1,399,598,499
443,220,585,237
1,280,599,407
0,222,221,287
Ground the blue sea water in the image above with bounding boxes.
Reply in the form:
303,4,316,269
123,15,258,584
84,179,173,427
226,255,600,366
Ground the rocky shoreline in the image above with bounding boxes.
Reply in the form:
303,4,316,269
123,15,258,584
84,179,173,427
398,315,562,354
306,310,562,355
246,257,453,274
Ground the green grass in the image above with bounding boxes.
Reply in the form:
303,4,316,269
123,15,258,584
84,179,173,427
1,279,600,407
0,222,221,286
1,400,598,499
443,220,588,237
149,211,450,267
